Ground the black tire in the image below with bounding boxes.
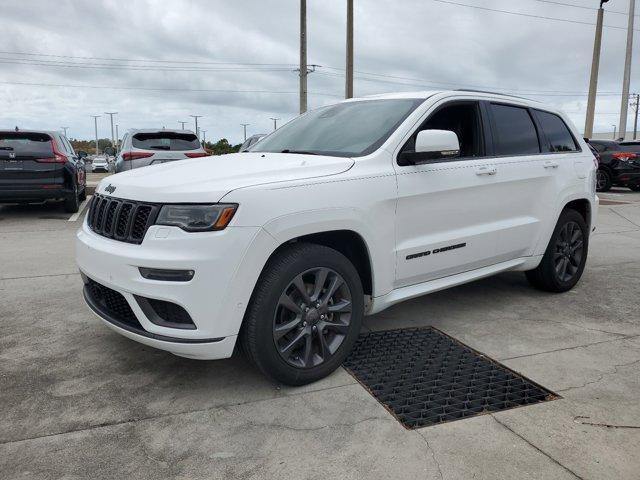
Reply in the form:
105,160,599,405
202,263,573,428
240,242,364,386
596,168,612,192
78,187,87,202
63,182,80,213
629,185,640,192
525,209,588,293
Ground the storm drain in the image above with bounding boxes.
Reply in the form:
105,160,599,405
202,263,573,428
343,327,558,429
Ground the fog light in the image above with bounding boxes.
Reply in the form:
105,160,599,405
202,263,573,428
139,267,195,282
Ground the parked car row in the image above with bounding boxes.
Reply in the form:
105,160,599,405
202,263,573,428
587,139,640,192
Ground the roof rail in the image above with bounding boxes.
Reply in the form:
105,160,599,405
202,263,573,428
455,89,538,102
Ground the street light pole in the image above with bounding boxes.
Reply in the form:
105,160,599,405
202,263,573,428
90,115,100,155
345,0,354,99
201,130,207,147
115,124,120,150
178,121,187,130
240,123,250,141
190,115,202,140
60,126,69,137
618,0,635,141
632,94,640,140
269,118,280,131
299,0,308,114
612,124,617,140
104,112,118,148
585,0,609,138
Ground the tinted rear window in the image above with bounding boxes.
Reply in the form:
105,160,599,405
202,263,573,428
619,144,640,152
132,132,200,151
490,104,540,156
535,110,578,152
0,132,53,156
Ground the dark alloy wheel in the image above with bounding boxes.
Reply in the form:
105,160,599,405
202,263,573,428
552,221,584,283
241,243,364,386
273,267,352,369
596,169,612,192
525,209,588,292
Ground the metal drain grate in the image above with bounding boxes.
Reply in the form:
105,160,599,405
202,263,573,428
343,327,558,429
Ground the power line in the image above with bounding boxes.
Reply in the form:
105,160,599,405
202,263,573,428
527,0,639,17
0,50,297,67
429,0,636,31
0,58,296,73
0,80,342,97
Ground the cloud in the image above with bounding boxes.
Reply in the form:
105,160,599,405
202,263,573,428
0,0,634,141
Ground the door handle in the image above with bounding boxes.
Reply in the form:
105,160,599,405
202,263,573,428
544,161,559,169
476,166,497,176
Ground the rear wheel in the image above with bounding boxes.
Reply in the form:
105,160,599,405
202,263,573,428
240,243,364,386
525,209,588,292
63,182,80,213
596,169,612,192
629,185,640,192
78,187,87,202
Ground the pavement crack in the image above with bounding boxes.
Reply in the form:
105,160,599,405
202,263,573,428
416,431,444,480
558,358,640,393
491,416,584,480
500,335,640,361
609,208,640,228
218,406,385,432
573,416,640,430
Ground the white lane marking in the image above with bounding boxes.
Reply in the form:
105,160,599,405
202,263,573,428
68,195,92,222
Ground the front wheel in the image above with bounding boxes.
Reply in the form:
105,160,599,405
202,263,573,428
596,169,612,192
525,209,588,293
240,243,364,386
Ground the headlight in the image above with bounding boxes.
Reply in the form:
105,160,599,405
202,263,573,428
156,204,238,232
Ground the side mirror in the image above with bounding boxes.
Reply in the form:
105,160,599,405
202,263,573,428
77,151,88,159
400,130,460,165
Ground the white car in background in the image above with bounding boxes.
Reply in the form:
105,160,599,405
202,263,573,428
91,155,111,173
115,129,208,173
78,90,597,386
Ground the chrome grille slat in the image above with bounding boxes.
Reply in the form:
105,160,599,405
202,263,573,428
88,194,158,244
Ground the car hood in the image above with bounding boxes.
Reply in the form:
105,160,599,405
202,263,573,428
96,152,354,203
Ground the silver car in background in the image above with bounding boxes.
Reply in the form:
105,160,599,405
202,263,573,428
115,129,208,172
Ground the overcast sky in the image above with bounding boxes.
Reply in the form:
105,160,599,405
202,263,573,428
1,0,637,142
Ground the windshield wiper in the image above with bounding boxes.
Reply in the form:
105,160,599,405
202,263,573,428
280,149,318,155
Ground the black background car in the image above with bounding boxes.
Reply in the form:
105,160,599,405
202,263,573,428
588,139,640,192
0,130,87,212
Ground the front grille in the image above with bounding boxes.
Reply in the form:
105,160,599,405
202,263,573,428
88,194,160,244
85,278,143,330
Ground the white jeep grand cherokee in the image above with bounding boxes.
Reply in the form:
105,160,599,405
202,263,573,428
77,90,598,385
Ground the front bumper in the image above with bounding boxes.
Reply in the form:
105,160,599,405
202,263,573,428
77,217,274,360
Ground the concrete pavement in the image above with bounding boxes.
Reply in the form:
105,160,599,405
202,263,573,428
1,189,638,479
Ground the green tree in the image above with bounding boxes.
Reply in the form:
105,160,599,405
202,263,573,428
205,138,242,155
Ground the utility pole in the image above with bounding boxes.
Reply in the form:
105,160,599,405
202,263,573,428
345,0,354,99
241,123,250,141
90,115,100,155
270,117,280,131
60,127,69,137
115,124,120,150
104,112,118,148
178,121,187,130
585,0,609,138
618,0,635,141
299,0,308,114
190,115,202,139
632,93,640,139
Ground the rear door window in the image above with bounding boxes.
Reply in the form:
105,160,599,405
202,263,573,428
534,110,578,152
0,132,53,158
490,104,540,156
132,132,200,151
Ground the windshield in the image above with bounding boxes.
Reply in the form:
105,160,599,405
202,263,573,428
250,99,424,157
132,132,200,151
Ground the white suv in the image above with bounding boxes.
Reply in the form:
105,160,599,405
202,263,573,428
114,129,208,173
77,90,598,385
